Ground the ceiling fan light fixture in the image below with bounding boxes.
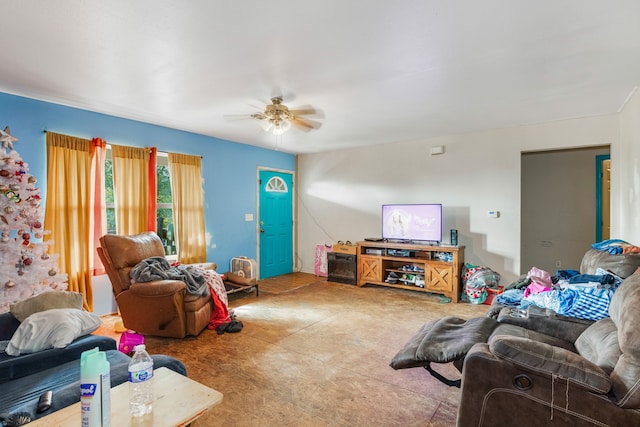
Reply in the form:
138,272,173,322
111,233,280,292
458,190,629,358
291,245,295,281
260,120,273,132
260,96,295,135
271,118,291,135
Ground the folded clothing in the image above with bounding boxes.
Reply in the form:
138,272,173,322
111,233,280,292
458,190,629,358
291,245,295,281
591,239,640,255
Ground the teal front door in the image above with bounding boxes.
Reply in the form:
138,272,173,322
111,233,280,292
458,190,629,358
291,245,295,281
259,170,294,279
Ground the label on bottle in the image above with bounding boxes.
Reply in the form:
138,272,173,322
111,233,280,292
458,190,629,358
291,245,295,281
81,373,111,427
81,382,98,398
129,367,154,383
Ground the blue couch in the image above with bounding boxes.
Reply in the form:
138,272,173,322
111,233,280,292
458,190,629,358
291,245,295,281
0,312,186,422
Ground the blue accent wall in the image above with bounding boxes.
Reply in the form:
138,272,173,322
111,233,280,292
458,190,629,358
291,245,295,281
0,92,295,271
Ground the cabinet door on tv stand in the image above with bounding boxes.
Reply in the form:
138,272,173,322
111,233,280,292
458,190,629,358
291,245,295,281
426,262,453,293
358,256,381,285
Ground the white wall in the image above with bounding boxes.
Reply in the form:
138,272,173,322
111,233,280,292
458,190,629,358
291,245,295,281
616,88,640,244
297,114,619,285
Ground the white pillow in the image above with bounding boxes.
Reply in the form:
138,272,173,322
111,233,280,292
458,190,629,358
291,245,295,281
6,308,101,356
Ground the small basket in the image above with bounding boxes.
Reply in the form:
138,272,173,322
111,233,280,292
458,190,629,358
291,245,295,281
483,286,505,305
118,331,144,355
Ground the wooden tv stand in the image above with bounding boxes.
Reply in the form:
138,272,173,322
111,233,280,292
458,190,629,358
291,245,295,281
356,241,464,302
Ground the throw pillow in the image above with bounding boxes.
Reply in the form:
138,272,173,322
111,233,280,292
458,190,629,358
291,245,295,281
5,308,101,356
10,291,83,322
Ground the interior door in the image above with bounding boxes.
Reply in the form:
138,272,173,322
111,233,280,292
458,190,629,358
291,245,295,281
258,170,293,279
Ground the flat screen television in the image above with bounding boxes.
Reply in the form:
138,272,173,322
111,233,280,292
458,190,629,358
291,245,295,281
382,204,442,243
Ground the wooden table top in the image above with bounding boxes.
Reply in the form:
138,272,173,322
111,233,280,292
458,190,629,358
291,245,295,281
30,367,223,427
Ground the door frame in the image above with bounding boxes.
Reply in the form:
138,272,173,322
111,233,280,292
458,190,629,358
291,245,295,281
256,166,296,278
595,154,611,243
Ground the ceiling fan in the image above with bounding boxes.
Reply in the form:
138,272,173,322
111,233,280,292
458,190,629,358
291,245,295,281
227,97,322,135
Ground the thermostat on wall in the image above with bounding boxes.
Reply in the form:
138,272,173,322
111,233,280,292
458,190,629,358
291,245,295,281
487,211,500,218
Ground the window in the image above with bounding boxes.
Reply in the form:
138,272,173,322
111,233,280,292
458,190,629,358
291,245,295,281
155,154,176,255
266,176,288,192
104,148,176,255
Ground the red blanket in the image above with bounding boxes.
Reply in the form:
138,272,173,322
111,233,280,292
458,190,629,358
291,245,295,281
201,269,231,329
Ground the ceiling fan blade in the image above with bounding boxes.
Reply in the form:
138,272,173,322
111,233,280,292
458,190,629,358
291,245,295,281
289,105,323,117
223,114,255,121
291,117,322,132
250,113,269,120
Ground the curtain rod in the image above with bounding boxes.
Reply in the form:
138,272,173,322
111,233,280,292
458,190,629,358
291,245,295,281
43,130,203,158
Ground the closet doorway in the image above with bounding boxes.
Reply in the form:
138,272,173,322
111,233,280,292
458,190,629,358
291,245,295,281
521,145,610,274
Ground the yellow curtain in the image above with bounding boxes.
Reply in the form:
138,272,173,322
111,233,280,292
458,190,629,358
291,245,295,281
168,153,206,263
111,145,149,235
44,132,93,311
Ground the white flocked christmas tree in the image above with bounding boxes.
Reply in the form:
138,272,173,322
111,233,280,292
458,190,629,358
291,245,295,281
0,125,68,313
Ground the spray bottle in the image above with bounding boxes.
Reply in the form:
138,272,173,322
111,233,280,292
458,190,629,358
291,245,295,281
80,347,111,427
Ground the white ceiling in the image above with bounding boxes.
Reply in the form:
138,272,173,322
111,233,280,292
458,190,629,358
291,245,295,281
2,1,640,154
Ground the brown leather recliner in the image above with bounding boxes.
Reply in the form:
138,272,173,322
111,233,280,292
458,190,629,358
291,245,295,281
97,232,213,338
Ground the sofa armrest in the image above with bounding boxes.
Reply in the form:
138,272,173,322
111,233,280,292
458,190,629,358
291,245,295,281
489,334,611,394
497,305,593,342
0,335,117,384
485,301,507,319
0,312,21,341
128,280,187,297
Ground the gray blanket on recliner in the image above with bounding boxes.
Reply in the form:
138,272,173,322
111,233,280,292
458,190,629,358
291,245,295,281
130,256,210,296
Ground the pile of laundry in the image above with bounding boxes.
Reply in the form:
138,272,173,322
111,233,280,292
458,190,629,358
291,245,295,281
494,239,639,321
591,239,640,254
495,266,622,321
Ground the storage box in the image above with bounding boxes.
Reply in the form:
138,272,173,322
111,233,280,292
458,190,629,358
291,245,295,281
230,256,258,279
483,286,504,305
315,244,332,276
332,244,357,255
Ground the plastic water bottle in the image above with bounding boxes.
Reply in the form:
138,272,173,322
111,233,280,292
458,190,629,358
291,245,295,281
128,344,154,417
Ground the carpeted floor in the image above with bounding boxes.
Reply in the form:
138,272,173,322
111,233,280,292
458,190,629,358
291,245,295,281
96,273,487,426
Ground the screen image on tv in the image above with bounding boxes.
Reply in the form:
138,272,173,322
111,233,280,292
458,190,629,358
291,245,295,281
382,204,442,243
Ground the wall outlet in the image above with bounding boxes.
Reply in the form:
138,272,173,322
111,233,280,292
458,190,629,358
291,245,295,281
555,260,562,268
